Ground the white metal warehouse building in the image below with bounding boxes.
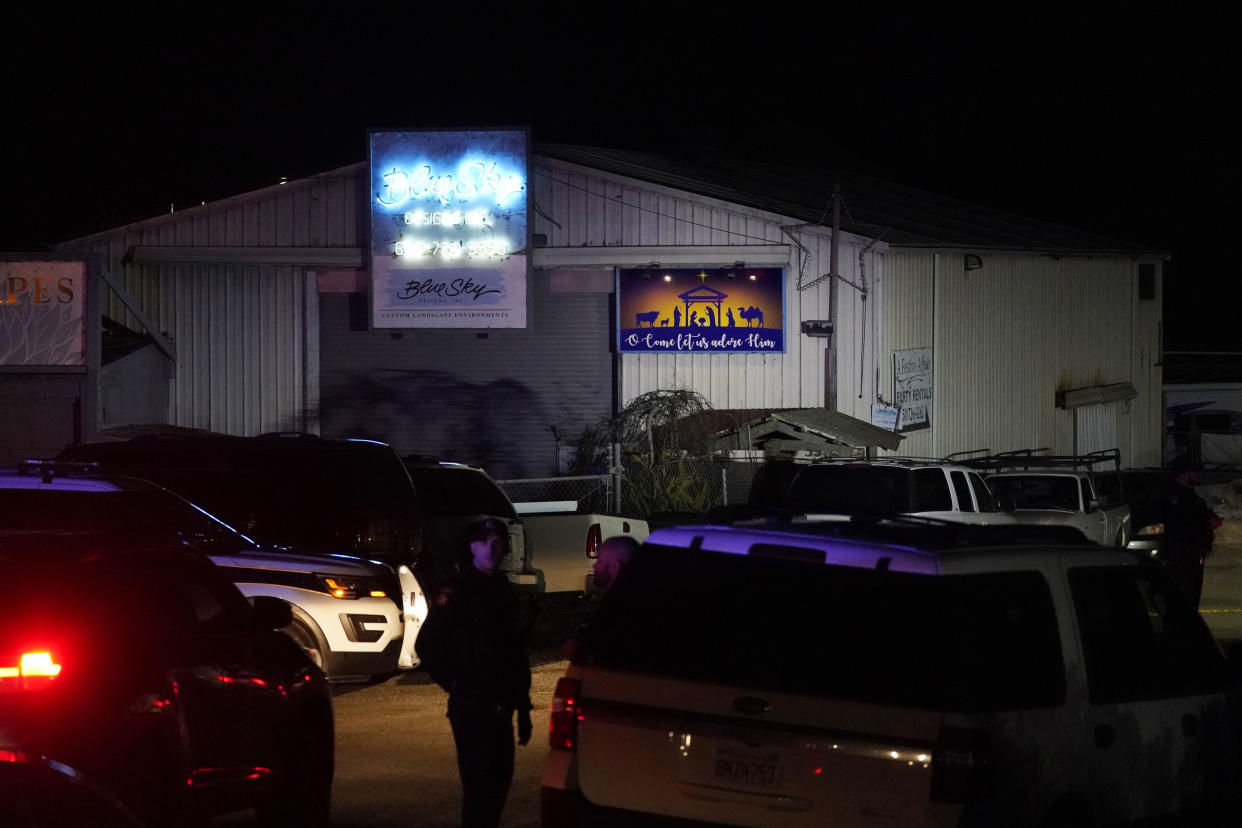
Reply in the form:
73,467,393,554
53,140,1166,477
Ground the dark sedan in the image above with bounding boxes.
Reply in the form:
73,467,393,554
0,532,334,827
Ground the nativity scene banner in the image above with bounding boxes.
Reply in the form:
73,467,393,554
616,267,785,354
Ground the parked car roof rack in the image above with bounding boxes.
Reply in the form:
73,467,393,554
695,507,1092,549
957,448,1121,473
942,448,992,462
808,456,970,467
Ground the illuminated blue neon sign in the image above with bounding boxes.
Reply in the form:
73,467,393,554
369,129,529,329
375,161,524,208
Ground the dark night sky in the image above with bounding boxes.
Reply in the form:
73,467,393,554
3,3,1236,350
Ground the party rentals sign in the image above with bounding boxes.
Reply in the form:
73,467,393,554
369,129,528,328
616,267,784,353
893,347,933,432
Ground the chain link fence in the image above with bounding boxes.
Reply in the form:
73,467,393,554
496,474,613,513
499,457,766,519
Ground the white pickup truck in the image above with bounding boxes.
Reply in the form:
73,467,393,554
986,468,1131,546
510,500,649,594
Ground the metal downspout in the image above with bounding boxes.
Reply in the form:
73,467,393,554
826,185,840,411
932,252,939,458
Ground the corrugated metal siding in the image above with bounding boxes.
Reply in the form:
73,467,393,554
935,254,1133,462
877,254,935,457
879,252,1161,466
317,272,612,479
532,161,879,412
1130,263,1163,467
55,169,360,434
135,262,309,434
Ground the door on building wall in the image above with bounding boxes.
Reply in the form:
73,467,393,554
0,374,83,466
1075,403,1119,456
317,269,614,479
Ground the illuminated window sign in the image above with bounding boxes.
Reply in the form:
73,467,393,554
369,129,528,328
616,267,785,354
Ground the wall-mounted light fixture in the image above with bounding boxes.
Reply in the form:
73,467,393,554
964,254,984,272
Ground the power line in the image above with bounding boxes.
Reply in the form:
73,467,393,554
532,167,783,246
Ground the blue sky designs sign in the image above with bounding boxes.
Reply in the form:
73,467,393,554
369,130,528,328
616,267,784,354
1,261,85,366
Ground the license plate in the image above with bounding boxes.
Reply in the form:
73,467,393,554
713,745,782,788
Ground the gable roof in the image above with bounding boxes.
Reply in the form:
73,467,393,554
58,144,1160,256
536,144,1161,255
688,407,903,453
678,284,728,300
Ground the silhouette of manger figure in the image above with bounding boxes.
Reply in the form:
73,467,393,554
676,281,730,328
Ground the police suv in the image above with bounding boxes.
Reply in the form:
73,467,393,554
0,462,404,682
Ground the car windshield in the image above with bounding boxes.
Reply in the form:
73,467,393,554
783,466,912,513
406,466,516,519
0,488,251,551
581,543,1065,713
990,475,1080,511
60,442,419,552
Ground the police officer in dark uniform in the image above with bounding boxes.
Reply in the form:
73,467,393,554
1161,457,1218,608
434,517,533,828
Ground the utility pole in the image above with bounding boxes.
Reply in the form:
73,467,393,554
825,183,840,411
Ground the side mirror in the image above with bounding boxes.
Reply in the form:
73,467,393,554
1087,499,1101,514
251,595,293,631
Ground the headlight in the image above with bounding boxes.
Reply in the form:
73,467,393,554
316,573,388,600
1136,523,1164,536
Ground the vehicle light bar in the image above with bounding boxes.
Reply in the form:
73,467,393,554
0,651,63,691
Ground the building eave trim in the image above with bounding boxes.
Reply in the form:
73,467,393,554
124,246,365,268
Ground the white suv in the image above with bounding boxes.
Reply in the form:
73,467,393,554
541,519,1242,826
783,459,1012,526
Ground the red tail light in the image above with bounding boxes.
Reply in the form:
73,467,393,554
586,524,602,559
0,651,63,692
930,726,993,802
549,677,582,751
